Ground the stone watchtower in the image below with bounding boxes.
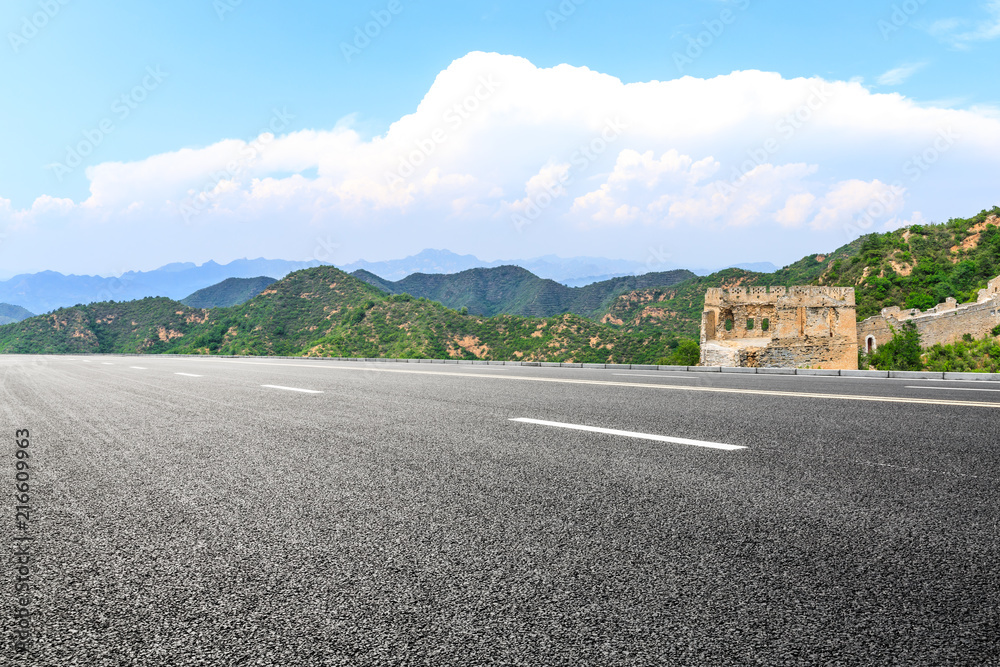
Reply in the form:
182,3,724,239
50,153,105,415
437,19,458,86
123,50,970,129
700,285,858,369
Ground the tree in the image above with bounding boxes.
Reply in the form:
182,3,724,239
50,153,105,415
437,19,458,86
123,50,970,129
867,321,922,371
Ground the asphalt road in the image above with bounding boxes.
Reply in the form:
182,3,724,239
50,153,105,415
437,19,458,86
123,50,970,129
2,355,999,666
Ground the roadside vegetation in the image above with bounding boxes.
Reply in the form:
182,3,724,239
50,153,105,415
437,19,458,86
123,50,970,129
860,321,1000,373
923,328,1000,373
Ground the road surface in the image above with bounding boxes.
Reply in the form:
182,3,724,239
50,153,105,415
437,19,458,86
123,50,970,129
2,355,998,665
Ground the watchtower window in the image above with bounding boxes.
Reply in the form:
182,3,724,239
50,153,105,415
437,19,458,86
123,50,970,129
747,318,755,331
724,319,734,332
761,318,770,332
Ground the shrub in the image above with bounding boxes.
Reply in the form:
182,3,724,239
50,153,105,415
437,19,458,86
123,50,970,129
657,339,700,367
993,324,1000,337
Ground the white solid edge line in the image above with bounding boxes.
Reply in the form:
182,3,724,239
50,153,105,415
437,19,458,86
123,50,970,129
907,385,1000,393
261,385,324,394
613,373,700,380
175,373,204,377
130,367,147,370
510,418,746,452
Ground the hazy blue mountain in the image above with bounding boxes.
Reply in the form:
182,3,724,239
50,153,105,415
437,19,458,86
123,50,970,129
0,303,35,325
0,259,328,314
339,249,658,284
181,277,278,309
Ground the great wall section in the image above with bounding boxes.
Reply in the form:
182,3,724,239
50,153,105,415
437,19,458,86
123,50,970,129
699,274,1000,369
858,275,1000,353
699,285,858,369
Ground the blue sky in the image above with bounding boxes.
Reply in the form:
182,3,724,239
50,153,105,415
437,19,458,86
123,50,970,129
1,0,999,276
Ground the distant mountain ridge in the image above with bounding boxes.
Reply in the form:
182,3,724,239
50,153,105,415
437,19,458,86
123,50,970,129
352,265,696,318
1,250,776,315
0,259,327,315
181,277,277,309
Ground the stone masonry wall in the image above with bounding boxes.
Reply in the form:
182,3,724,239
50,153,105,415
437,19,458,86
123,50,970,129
858,275,1000,351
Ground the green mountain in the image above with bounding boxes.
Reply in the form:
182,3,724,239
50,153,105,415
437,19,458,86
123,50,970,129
181,276,277,309
606,206,1000,337
0,297,210,354
0,303,34,325
0,267,688,364
351,265,696,318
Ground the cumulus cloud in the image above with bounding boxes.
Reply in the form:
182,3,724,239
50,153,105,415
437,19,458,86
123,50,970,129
2,51,1000,275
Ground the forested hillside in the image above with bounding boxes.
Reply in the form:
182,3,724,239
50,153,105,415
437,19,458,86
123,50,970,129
605,207,1000,337
0,267,689,364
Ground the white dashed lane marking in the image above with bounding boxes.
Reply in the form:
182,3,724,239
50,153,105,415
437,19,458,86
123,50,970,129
510,418,746,452
261,385,324,394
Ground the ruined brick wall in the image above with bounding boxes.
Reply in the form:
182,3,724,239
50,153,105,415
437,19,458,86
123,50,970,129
700,285,858,369
858,275,1000,352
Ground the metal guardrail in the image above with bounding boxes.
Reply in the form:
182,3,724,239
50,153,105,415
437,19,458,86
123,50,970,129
28,353,1000,381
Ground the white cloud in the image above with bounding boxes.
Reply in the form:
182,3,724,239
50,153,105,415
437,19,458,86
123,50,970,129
809,180,905,231
877,62,927,86
930,1,1000,47
2,51,1000,274
775,193,817,228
